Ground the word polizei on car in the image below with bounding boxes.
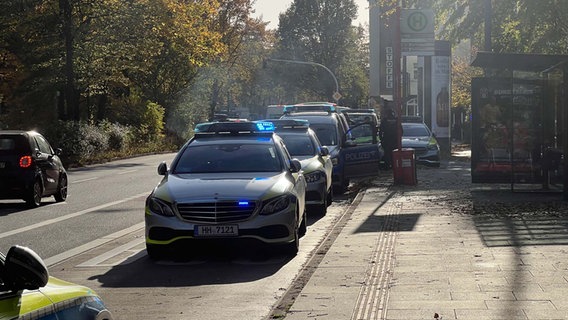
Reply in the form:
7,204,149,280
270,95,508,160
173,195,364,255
281,103,383,194
145,121,307,260
0,130,68,207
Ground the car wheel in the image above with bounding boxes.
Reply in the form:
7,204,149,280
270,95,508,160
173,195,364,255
299,208,307,237
146,244,168,261
282,208,300,256
311,193,328,216
26,179,42,208
326,188,333,206
54,173,68,202
333,181,348,195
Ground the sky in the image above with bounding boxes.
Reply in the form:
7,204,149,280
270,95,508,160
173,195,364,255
252,0,370,30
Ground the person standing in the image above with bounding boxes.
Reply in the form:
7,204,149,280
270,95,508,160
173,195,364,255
379,108,400,169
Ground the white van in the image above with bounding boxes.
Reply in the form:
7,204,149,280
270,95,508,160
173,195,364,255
265,105,288,119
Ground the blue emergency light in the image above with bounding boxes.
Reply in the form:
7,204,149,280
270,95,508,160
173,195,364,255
255,121,275,132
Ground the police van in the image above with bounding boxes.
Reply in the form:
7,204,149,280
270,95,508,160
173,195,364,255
281,102,383,194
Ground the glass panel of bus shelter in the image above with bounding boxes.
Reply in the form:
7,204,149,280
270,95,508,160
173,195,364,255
471,77,542,184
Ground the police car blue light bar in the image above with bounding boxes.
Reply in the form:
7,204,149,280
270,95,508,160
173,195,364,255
255,121,275,132
283,103,337,114
268,119,310,130
195,121,274,135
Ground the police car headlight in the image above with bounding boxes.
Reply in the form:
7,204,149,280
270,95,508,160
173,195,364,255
304,171,323,183
427,139,439,150
260,195,292,215
146,197,175,217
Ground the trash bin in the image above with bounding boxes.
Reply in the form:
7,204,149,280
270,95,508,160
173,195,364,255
392,148,417,185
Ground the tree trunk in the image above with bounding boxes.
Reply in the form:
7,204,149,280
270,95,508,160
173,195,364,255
60,0,79,120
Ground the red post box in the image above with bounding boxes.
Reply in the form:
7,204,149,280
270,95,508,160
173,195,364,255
392,148,417,185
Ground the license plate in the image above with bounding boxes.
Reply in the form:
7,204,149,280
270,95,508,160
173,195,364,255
195,225,238,237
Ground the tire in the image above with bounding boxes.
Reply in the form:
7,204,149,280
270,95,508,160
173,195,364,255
326,188,333,206
311,190,328,216
282,206,300,256
26,179,42,208
299,208,307,237
54,173,68,202
333,181,348,195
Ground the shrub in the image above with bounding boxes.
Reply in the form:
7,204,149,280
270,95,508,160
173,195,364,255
99,120,132,151
45,120,108,166
136,101,165,143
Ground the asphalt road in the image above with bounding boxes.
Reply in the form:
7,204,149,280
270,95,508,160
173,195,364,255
0,153,361,320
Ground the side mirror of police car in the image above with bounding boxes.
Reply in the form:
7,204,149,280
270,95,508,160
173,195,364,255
345,140,357,147
319,146,330,157
157,161,168,176
289,159,302,173
4,245,49,291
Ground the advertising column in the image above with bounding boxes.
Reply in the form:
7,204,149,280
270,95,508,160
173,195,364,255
430,41,451,155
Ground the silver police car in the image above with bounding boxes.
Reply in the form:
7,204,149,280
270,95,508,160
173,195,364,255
270,119,333,216
145,122,307,259
401,122,441,167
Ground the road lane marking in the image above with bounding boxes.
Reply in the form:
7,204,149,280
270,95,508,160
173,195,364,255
44,222,145,267
0,192,148,239
118,170,138,175
72,177,99,183
77,238,145,267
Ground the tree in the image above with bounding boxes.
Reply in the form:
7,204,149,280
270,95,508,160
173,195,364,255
451,49,482,115
427,0,568,54
275,0,366,104
0,0,226,130
165,0,277,135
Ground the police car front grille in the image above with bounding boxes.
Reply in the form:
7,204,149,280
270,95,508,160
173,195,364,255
411,147,427,155
176,201,257,223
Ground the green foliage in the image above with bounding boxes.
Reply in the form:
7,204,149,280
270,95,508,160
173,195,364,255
425,0,568,54
98,120,132,152
0,0,225,131
43,119,174,167
45,121,109,165
137,101,165,143
274,0,367,104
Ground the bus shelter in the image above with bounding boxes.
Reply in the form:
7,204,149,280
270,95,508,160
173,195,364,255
470,52,568,199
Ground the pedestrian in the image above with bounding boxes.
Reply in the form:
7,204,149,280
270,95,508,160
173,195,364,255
379,108,400,169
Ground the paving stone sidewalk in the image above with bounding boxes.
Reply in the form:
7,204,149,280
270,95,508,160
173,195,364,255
284,157,568,320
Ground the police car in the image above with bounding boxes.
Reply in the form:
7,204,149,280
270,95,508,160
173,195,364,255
281,103,382,194
0,245,113,320
145,121,307,259
270,119,333,215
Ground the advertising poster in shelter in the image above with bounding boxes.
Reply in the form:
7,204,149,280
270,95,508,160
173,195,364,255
430,56,450,138
471,77,544,183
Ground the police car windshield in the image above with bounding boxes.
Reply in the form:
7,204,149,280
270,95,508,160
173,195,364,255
402,124,430,137
309,124,337,146
277,134,316,156
174,144,282,173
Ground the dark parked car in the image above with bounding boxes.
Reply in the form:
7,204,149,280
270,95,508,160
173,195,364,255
0,130,68,207
281,103,382,194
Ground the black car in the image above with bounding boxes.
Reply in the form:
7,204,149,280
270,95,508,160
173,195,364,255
0,130,68,207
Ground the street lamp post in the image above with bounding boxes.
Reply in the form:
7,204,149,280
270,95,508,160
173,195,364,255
265,58,341,102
